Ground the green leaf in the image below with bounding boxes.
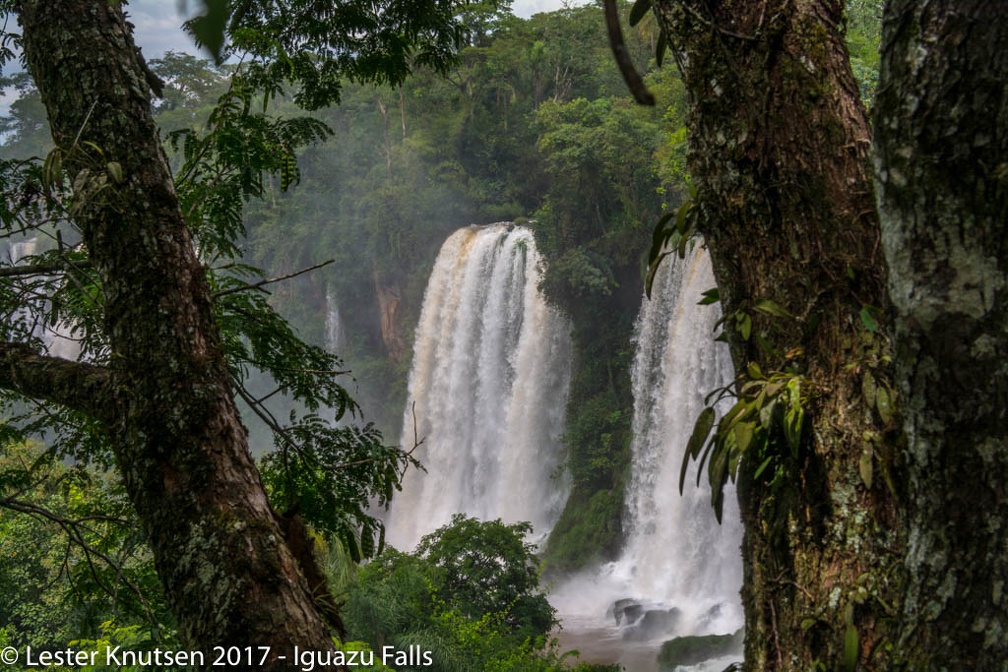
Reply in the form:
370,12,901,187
645,251,672,299
648,209,677,259
876,386,893,424
844,624,859,672
709,448,729,506
859,447,873,490
759,399,780,429
746,361,764,380
753,298,794,320
629,0,653,27
859,305,879,332
784,407,804,453
737,312,752,341
719,398,751,432
187,0,231,64
105,161,123,184
680,407,716,494
698,287,720,305
754,456,774,479
861,371,877,409
734,421,755,453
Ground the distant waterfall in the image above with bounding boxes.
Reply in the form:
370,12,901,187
384,224,573,551
617,243,743,632
325,290,345,352
4,237,81,361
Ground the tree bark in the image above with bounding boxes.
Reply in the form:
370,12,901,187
14,1,338,666
649,1,903,668
873,1,1008,666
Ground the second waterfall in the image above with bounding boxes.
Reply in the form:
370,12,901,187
384,224,574,551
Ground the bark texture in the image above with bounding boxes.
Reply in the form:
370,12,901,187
14,1,338,666
873,2,1008,667
649,1,903,668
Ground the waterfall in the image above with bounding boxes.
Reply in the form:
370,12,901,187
4,237,81,360
551,244,742,670
325,289,345,352
617,242,743,632
384,224,573,551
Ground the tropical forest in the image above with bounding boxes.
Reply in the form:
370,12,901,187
0,1,1004,671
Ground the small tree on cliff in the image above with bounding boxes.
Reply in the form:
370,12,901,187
0,0,466,666
634,0,1006,668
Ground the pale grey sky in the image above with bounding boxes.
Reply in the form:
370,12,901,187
128,0,589,59
1,1,589,116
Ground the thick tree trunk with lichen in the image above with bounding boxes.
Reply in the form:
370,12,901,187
13,1,338,667
649,1,903,669
873,2,1008,666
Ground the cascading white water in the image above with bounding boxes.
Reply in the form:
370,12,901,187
325,290,346,353
4,237,81,360
384,224,573,551
616,242,743,631
551,244,743,670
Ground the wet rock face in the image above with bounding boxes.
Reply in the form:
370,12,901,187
608,598,645,626
608,598,685,640
623,608,683,641
657,629,744,670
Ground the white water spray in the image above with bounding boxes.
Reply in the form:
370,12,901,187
384,224,573,551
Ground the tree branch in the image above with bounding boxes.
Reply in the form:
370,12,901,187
604,0,656,105
0,342,113,423
0,260,86,278
212,259,335,298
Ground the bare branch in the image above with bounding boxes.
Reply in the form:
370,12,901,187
604,0,656,105
212,259,335,298
0,260,88,278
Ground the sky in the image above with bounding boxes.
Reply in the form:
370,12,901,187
127,0,586,60
1,0,587,118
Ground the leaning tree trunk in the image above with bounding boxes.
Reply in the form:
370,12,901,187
15,1,338,666
873,2,1008,667
649,1,903,669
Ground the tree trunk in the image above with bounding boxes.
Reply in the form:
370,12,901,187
649,1,903,668
15,1,338,666
873,1,1008,666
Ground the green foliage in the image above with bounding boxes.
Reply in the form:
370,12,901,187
0,442,173,652
259,418,412,561
683,368,814,523
344,516,612,672
542,487,624,574
416,515,556,640
188,0,471,109
844,0,882,107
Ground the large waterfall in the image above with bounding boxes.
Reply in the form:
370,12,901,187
552,244,743,670
383,224,573,551
618,243,743,630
